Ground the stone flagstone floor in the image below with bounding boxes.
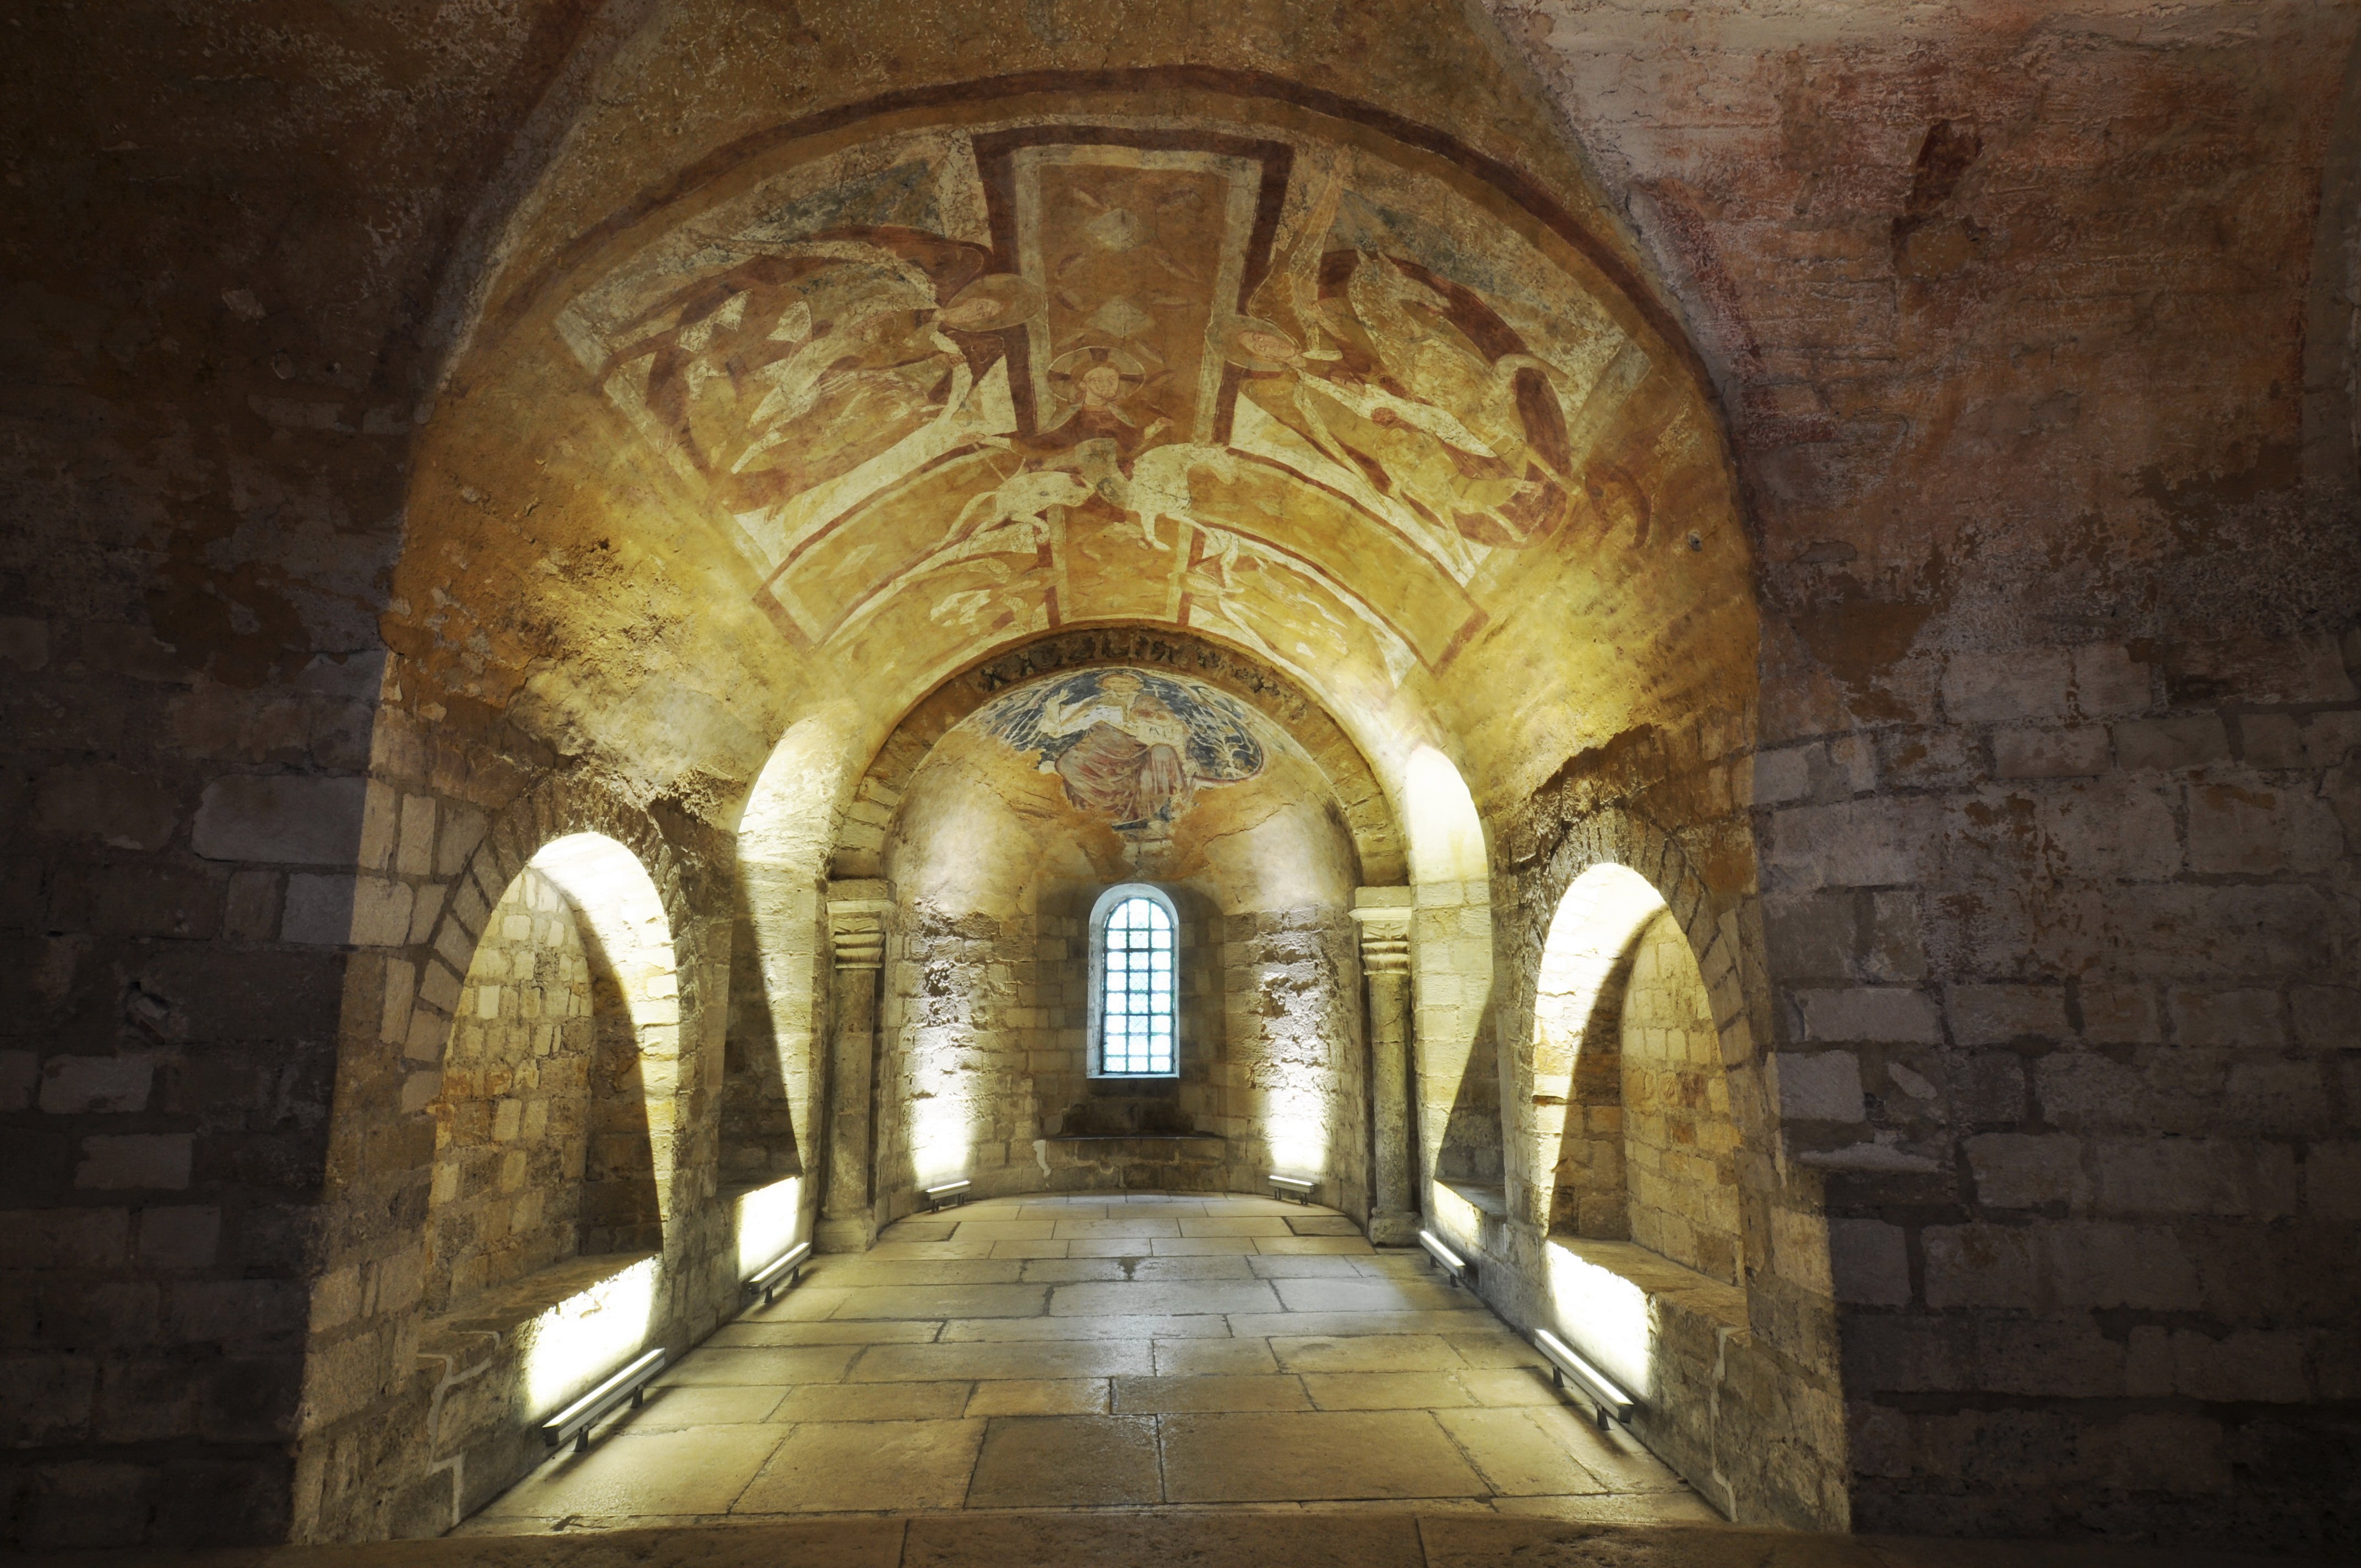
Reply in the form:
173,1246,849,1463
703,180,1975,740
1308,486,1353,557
461,1191,1714,1529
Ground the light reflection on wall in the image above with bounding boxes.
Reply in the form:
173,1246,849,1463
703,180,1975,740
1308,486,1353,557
1261,1037,1330,1179
1403,744,1486,883
532,832,683,1217
733,1175,803,1277
1543,1237,1654,1400
521,1254,660,1414
909,1058,976,1186
1530,863,1668,1222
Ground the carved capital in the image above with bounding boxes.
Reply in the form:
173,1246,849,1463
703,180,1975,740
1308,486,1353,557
827,889,890,972
1350,896,1413,977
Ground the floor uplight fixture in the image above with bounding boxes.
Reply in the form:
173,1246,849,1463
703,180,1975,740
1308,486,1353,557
1534,1326,1635,1430
538,1347,667,1456
1418,1228,1473,1288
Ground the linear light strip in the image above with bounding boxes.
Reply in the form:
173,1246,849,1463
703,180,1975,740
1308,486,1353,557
1533,1327,1636,1430
1418,1228,1473,1288
744,1239,812,1305
539,1346,667,1456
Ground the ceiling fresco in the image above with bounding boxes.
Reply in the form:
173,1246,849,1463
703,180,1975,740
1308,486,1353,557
551,108,1659,717
977,665,1265,836
893,660,1357,894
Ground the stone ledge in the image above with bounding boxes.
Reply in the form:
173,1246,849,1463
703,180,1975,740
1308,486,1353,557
1042,1134,1225,1152
407,1251,665,1527
418,1250,660,1375
1031,1134,1237,1194
1546,1236,1748,1336
1437,1178,1508,1218
1542,1237,1753,1520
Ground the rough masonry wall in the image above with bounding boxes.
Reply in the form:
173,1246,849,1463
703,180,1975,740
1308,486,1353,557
1487,0,2361,1547
0,1,654,1547
1620,910,1744,1287
425,867,595,1316
873,903,1040,1206
1223,907,1368,1219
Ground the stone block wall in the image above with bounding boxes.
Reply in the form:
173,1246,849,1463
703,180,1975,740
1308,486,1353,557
1482,0,2361,1544
719,875,817,1189
872,903,1035,1210
0,659,383,1548
286,747,744,1542
423,867,596,1315
1414,880,1501,1192
1221,907,1367,1218
867,889,1370,1218
1767,633,2361,1543
1620,911,1745,1287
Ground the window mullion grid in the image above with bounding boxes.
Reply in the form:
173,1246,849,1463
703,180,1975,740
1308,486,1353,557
1101,897,1176,1077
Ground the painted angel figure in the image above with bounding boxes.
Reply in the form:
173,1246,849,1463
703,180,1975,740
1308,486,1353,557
600,228,1042,519
1231,173,1576,549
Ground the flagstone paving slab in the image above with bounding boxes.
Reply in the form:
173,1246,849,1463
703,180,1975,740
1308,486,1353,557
733,1419,985,1513
455,1193,1709,1531
1158,1411,1489,1502
964,1415,1162,1506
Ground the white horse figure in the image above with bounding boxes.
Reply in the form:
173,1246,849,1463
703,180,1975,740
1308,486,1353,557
942,464,1095,546
1120,443,1242,549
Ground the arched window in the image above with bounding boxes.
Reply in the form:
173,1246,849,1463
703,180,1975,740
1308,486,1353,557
1089,884,1178,1078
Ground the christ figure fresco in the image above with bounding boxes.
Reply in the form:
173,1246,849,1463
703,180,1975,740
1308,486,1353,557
977,668,1265,832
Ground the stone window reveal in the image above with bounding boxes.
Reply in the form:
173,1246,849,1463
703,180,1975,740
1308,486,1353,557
1090,884,1178,1077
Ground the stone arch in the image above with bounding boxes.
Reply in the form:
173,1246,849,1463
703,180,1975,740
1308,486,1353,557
1493,807,1846,1531
296,769,739,1540
1532,862,1744,1285
1508,810,1762,1242
840,633,1381,1223
418,832,673,1316
834,627,1405,886
411,787,706,1258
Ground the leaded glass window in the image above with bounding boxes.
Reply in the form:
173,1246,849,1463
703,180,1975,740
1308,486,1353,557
1093,888,1176,1076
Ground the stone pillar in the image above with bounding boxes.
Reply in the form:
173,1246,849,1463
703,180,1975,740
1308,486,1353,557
817,883,887,1253
1354,889,1418,1245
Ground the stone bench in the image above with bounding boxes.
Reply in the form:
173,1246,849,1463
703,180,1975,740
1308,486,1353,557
392,1252,660,1534
1541,1237,1755,1520
1035,1133,1231,1191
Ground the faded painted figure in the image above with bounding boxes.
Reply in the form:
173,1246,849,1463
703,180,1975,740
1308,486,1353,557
980,667,1263,831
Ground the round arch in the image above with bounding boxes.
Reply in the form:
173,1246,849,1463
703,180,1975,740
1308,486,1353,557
409,789,705,1239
